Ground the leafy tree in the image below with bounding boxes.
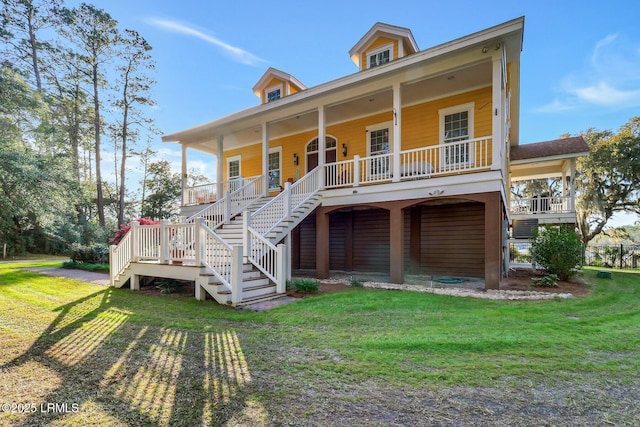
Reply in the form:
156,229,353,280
58,2,119,228
142,161,181,220
111,29,156,226
0,0,61,90
576,117,640,244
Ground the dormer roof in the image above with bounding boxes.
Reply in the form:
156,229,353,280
349,22,419,69
252,67,306,101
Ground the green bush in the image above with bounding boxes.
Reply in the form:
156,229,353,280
530,225,583,280
62,261,109,272
68,243,109,264
291,278,320,293
531,274,559,288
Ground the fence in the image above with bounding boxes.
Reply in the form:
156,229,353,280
509,241,640,269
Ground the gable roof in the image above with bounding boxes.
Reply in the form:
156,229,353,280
349,22,419,67
252,67,306,97
510,136,589,163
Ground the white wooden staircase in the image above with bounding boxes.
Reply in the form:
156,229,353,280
109,168,323,306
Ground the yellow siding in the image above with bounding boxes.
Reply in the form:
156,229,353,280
223,88,492,181
259,76,287,104
359,36,399,69
401,87,493,149
223,143,262,180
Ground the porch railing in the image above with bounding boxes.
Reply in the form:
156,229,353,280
183,176,258,206
185,175,264,228
510,195,572,215
324,136,492,188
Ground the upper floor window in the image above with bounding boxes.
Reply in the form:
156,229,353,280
367,43,393,69
267,88,281,102
439,103,475,165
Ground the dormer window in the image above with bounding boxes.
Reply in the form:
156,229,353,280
266,85,282,102
368,44,392,68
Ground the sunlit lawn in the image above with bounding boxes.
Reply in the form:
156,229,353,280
0,261,638,426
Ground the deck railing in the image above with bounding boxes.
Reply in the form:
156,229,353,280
109,230,132,286
510,195,572,215
185,175,264,228
183,176,258,206
324,136,492,188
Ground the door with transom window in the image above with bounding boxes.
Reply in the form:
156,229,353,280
306,136,337,172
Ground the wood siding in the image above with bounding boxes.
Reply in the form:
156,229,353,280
408,202,485,278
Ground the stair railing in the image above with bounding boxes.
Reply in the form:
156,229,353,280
109,226,133,287
250,166,322,236
198,219,243,304
185,174,264,228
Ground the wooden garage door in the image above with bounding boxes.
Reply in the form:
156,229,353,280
297,213,316,269
421,202,484,278
352,209,389,273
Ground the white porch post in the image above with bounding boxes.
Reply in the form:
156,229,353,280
491,52,504,171
392,82,402,182
181,144,188,206
318,106,326,187
216,135,224,198
569,158,577,211
262,122,269,196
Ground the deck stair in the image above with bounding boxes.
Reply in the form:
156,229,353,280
109,168,323,306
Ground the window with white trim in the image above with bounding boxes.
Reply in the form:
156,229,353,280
367,43,393,69
268,148,281,189
367,121,392,176
227,155,242,191
439,103,474,165
266,84,282,102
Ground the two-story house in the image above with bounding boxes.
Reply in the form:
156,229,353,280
109,17,588,306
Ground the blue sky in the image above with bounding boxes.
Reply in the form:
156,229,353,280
67,0,640,224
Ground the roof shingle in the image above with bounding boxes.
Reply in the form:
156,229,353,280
510,136,589,161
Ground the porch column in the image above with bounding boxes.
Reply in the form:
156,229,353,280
262,122,269,196
316,207,330,279
389,206,404,284
392,82,402,182
216,135,224,198
181,144,188,206
569,158,576,211
484,192,502,289
491,52,504,171
318,106,326,186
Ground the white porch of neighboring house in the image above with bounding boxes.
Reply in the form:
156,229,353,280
507,136,589,267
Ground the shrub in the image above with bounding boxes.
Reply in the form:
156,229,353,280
109,218,159,245
350,277,363,288
530,225,583,280
531,274,559,288
68,243,109,264
292,278,320,293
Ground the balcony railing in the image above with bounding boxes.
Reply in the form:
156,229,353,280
325,136,492,188
510,195,573,215
183,175,261,206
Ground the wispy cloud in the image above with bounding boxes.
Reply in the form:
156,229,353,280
536,33,640,113
147,18,265,66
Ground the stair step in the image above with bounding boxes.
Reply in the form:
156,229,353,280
237,292,281,306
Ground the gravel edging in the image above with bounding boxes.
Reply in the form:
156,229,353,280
357,281,573,300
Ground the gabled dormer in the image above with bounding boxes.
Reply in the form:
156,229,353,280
349,22,419,71
252,67,306,104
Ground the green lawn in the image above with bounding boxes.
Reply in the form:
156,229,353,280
0,261,638,426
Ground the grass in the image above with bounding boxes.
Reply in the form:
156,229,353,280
0,262,639,426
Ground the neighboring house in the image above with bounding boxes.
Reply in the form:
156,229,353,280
110,17,588,306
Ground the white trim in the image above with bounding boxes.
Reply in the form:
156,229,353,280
439,102,475,143
266,84,283,102
163,17,524,143
226,155,241,179
439,102,475,166
305,135,337,172
366,121,394,156
268,146,282,189
366,43,394,69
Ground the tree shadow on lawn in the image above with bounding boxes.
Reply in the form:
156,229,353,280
0,288,265,426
